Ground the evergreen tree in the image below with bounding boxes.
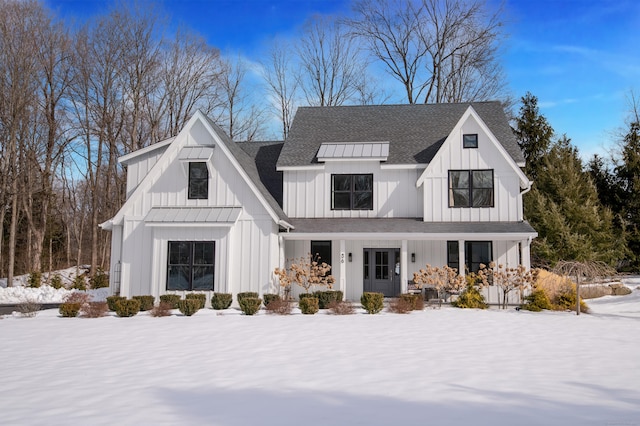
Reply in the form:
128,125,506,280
514,92,554,181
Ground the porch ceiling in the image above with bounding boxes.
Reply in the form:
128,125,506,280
280,218,537,241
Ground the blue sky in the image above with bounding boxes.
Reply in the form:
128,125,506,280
47,0,640,160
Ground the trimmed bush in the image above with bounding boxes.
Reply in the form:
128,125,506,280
452,285,487,309
399,293,424,311
555,286,589,313
90,269,109,289
388,297,413,314
59,302,81,318
160,294,181,309
313,290,344,309
72,274,87,291
106,296,126,311
150,302,173,317
265,298,293,315
28,271,42,288
327,300,355,315
263,293,281,307
185,293,206,309
81,302,108,318
239,297,262,315
211,293,233,310
114,299,141,317
361,292,384,314
50,274,63,289
522,288,552,312
299,296,319,314
178,299,201,316
237,292,259,304
132,295,155,311
298,293,315,300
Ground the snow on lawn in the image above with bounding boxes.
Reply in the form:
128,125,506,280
0,280,639,426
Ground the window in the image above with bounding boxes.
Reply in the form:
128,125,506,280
311,240,332,266
463,134,478,148
188,162,208,199
448,170,494,207
331,174,373,210
447,241,492,273
167,241,215,291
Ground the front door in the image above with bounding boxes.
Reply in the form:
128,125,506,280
363,248,400,297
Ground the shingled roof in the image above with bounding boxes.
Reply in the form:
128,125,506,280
277,102,523,168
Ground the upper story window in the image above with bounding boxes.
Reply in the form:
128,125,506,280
448,170,494,207
463,134,478,148
331,174,373,210
188,162,208,199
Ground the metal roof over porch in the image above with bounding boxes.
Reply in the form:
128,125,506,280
145,206,242,226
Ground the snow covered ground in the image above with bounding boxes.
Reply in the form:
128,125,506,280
0,278,639,426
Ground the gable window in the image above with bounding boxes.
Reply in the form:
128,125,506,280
167,241,215,291
448,170,494,207
331,174,373,210
188,162,208,199
463,134,478,148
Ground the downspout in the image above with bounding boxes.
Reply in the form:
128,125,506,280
519,181,533,222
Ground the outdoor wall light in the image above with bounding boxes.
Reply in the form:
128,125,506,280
411,253,416,263
348,253,352,262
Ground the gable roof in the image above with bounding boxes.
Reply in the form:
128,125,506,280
277,102,523,168
236,141,284,207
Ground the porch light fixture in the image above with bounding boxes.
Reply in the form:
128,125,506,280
411,253,416,263
348,253,352,262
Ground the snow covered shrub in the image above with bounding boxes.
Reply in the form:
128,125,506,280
388,297,413,314
160,294,181,309
90,269,109,289
178,299,201,316
361,292,384,314
185,293,206,309
114,299,140,317
18,299,41,317
522,288,552,312
238,297,262,315
237,292,259,303
81,302,108,318
399,293,424,311
50,274,63,289
327,300,355,315
132,295,155,311
262,293,281,307
72,274,87,290
150,302,173,317
27,271,42,288
451,284,487,309
299,296,319,314
106,296,126,311
59,303,81,317
313,290,343,309
265,298,292,315
211,293,232,310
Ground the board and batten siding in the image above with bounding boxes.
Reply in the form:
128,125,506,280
282,162,424,218
421,115,523,222
124,146,169,199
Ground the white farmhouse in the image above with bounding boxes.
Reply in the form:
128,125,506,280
102,102,537,304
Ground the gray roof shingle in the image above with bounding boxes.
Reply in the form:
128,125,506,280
277,102,523,168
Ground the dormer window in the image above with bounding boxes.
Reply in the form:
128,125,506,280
463,134,478,148
188,162,208,199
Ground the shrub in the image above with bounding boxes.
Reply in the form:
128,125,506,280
59,303,81,318
18,300,41,317
361,292,384,314
90,269,109,289
185,293,206,309
327,300,355,315
298,293,315,300
72,274,87,291
388,297,414,314
160,294,181,309
150,302,173,317
50,274,63,289
178,299,201,316
81,302,108,318
211,293,233,310
106,296,126,311
299,297,319,314
399,293,424,311
452,284,487,309
313,290,344,309
554,285,589,313
522,288,553,312
265,298,292,315
238,297,262,315
263,293,281,307
64,292,92,305
237,292,259,303
114,299,141,317
27,271,42,288
132,295,155,311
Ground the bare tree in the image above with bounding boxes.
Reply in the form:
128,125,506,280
553,261,616,315
262,42,300,139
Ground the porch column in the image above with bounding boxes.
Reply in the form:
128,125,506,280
521,238,531,269
458,239,466,277
400,239,408,294
339,239,346,294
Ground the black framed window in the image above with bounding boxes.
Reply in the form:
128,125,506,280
311,240,332,266
463,134,478,148
331,174,373,210
188,162,209,199
447,241,459,271
448,169,494,207
167,241,215,291
447,241,492,274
